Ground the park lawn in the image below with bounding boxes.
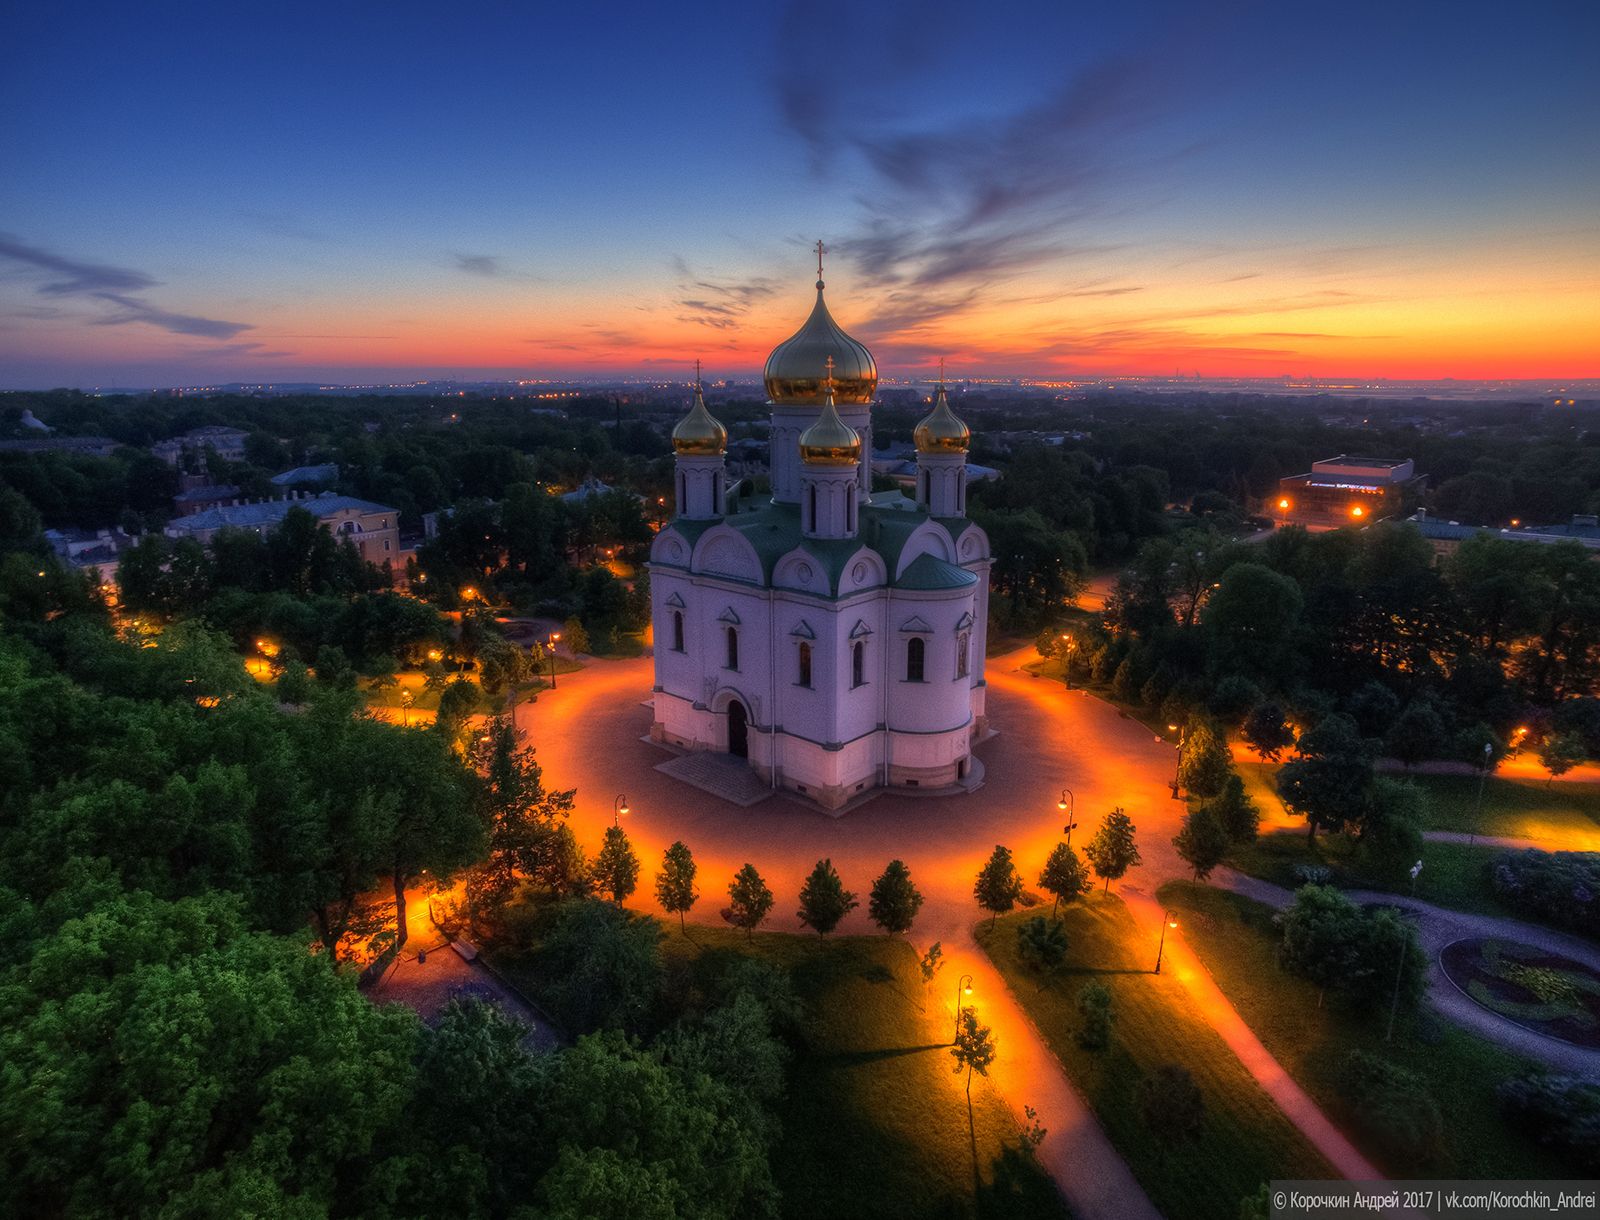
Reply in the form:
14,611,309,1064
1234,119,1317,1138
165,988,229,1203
1234,759,1600,847
978,899,1331,1220
1157,881,1575,1180
1401,771,1600,846
660,926,1069,1220
1224,831,1520,922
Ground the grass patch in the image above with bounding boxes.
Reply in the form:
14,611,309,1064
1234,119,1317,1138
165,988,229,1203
1235,761,1600,846
1402,772,1600,844
979,899,1330,1220
1158,881,1578,1179
1224,832,1519,921
502,923,1066,1220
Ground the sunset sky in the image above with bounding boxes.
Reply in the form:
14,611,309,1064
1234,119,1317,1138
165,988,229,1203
2,0,1597,388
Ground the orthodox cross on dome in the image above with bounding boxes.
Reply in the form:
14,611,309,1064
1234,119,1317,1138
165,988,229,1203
815,239,826,287
938,356,946,388
694,357,702,387
824,354,834,392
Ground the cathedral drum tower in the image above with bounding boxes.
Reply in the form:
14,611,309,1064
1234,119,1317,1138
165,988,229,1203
648,244,992,812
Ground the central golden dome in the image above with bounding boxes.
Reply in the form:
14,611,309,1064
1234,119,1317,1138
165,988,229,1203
764,271,877,405
799,384,862,466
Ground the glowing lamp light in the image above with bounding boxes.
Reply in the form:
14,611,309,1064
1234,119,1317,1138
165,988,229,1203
427,648,442,661
1168,916,1179,929
1350,505,1365,518
963,982,973,996
1278,498,1290,510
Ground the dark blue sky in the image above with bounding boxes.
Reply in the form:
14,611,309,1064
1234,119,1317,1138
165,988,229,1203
2,0,1596,386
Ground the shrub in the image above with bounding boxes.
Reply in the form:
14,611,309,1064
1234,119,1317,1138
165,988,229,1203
1337,1050,1444,1166
1076,981,1114,1049
1489,850,1600,939
1496,1074,1600,1173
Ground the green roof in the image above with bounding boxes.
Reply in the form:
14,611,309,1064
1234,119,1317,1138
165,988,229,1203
895,552,979,590
655,494,978,594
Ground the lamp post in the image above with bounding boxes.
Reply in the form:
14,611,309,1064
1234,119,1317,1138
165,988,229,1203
952,973,973,1042
1168,723,1187,799
1469,740,1493,846
612,794,630,828
1154,911,1178,974
400,688,414,727
547,631,560,689
1057,788,1077,847
1059,633,1075,690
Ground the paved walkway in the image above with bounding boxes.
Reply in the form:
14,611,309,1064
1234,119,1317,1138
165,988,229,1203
1215,868,1600,1076
508,649,1387,1215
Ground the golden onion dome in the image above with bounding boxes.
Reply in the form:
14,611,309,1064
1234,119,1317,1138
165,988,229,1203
671,383,726,456
763,263,877,404
799,383,862,466
913,383,971,454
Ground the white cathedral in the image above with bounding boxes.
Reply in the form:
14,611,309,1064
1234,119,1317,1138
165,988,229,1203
648,252,992,811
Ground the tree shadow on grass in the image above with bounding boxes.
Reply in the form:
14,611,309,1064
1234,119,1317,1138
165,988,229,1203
975,1144,1072,1220
819,1042,951,1067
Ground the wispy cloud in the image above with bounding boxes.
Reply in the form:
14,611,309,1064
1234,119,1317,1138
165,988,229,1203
0,233,253,339
87,292,252,339
0,233,156,295
671,256,778,329
453,253,503,277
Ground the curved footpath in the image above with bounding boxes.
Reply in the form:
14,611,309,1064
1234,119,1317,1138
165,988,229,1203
1215,868,1600,1077
509,650,1393,1216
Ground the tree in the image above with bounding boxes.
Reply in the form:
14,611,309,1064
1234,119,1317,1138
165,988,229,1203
1076,982,1115,1050
465,717,576,920
1038,843,1090,916
867,858,924,934
593,824,640,905
727,863,774,940
276,657,310,704
1385,700,1447,769
1354,777,1426,879
435,676,482,744
1538,731,1586,785
536,898,664,1034
1204,561,1303,684
1277,884,1364,1006
950,1007,997,1101
1016,915,1069,987
1139,1065,1204,1158
919,942,944,985
1277,713,1374,842
797,858,858,937
1204,773,1260,843
974,844,1024,928
1242,701,1295,762
1177,719,1232,799
1173,805,1230,881
655,840,698,930
561,615,590,656
1084,808,1142,894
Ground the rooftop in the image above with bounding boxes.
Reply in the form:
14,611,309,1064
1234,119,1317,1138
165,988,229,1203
167,491,396,532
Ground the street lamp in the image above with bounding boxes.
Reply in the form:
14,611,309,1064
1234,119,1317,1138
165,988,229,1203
613,794,630,827
1057,788,1077,847
1469,740,1493,846
400,688,414,727
1168,722,1187,799
1059,633,1076,689
1154,912,1178,974
953,973,974,1042
547,631,561,689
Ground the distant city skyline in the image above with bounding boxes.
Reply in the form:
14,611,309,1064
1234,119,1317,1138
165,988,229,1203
2,0,1597,389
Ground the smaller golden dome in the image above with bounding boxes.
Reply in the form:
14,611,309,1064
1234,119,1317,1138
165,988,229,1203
914,383,970,454
799,382,861,467
671,383,726,456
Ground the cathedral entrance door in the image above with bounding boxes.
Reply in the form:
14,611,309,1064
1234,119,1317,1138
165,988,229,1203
727,700,749,758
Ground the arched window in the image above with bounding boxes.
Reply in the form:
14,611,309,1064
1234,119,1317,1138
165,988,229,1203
847,495,855,532
956,631,970,678
725,626,739,671
808,484,817,532
672,610,684,652
797,641,812,687
906,636,925,682
852,640,864,688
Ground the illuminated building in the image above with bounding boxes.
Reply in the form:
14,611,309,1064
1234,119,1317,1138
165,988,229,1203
648,249,992,811
1273,456,1426,529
